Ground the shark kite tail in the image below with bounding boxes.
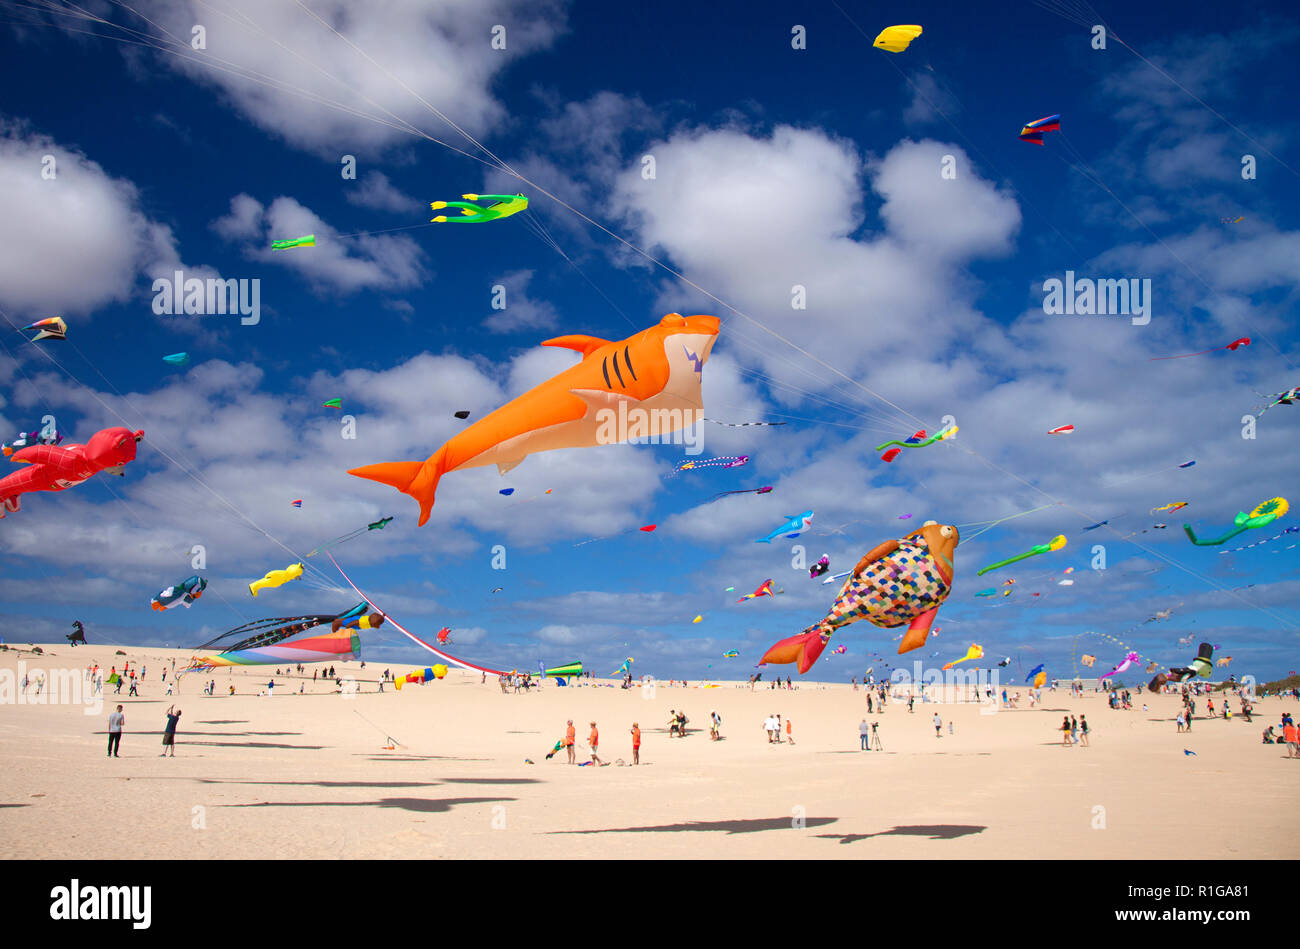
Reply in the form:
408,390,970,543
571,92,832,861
348,446,448,526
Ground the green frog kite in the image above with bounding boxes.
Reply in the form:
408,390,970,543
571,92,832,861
430,193,528,224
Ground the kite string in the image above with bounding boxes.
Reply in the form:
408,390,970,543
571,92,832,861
15,3,1297,635
957,502,1065,543
0,306,336,589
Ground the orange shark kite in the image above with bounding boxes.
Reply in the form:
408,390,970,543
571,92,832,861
349,313,720,525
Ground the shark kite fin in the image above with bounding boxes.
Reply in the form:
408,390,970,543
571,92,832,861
542,335,611,358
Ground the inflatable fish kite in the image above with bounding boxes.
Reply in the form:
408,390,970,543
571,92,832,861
151,575,207,611
756,511,813,543
350,314,720,524
761,521,959,673
0,427,143,518
249,563,304,597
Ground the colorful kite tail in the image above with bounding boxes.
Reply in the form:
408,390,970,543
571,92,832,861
760,622,832,674
349,446,448,527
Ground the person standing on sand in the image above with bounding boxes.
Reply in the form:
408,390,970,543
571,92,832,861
785,718,794,745
160,705,181,757
565,720,576,764
866,692,874,714
107,705,124,757
1079,715,1090,746
860,719,870,750
933,712,942,738
631,722,640,764
908,696,915,714
1060,716,1072,746
588,722,603,766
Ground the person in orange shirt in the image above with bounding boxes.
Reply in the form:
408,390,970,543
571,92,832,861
631,722,641,765
1284,721,1299,759
785,718,795,745
588,721,604,766
564,720,576,764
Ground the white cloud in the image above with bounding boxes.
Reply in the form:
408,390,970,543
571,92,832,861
210,193,427,293
483,269,561,333
117,0,569,154
344,172,421,214
0,120,215,316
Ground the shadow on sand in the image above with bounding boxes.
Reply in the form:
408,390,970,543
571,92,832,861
224,796,515,814
550,816,838,835
816,824,986,844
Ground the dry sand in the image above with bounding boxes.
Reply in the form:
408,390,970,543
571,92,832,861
1,643,1295,859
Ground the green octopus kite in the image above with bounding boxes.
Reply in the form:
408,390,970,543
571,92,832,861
430,193,529,224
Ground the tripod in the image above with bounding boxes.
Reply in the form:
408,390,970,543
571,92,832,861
870,726,883,751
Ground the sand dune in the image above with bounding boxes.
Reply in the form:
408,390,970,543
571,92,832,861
0,643,1294,859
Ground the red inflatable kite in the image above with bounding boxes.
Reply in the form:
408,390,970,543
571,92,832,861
0,427,143,518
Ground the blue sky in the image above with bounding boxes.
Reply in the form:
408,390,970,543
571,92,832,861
0,0,1297,683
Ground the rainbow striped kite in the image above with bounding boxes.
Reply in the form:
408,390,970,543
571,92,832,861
186,627,360,672
1019,114,1060,145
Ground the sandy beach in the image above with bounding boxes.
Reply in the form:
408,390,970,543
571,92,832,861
0,643,1293,860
